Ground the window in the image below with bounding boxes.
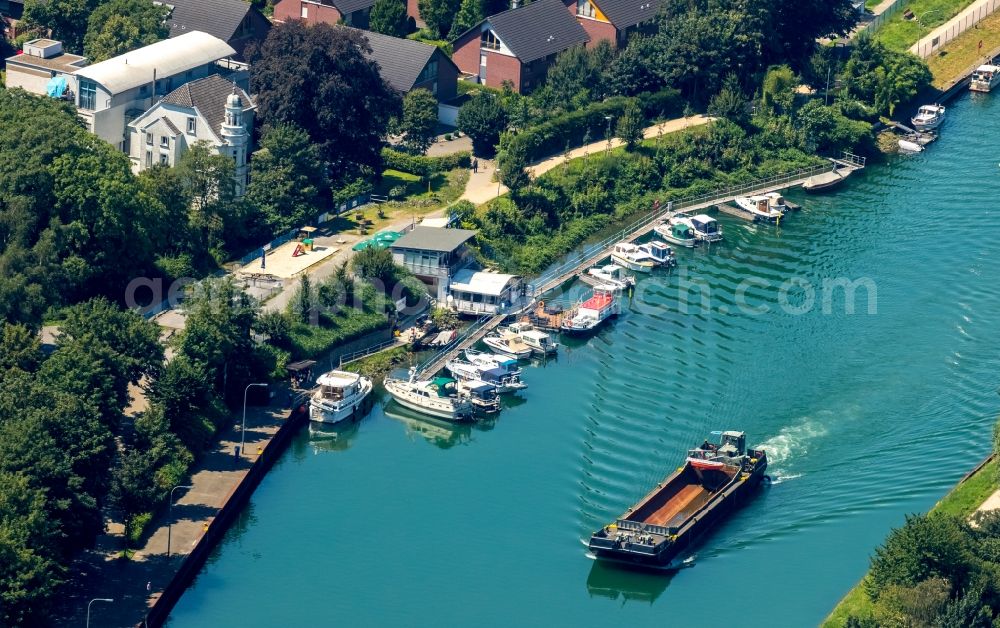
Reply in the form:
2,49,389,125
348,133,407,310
577,0,596,18
480,54,487,67
160,154,169,165
187,117,196,134
416,59,438,83
145,151,152,167
146,132,153,145
481,30,501,51
79,80,96,110
160,136,169,148
301,4,308,17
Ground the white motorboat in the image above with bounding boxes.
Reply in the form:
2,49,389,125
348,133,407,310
639,240,676,267
383,368,475,421
505,321,558,355
898,138,924,153
456,379,501,413
735,195,784,222
463,348,522,377
671,213,723,243
446,358,527,393
911,104,945,132
971,64,1000,92
585,264,636,290
482,330,533,359
308,370,373,424
610,242,655,273
561,286,622,334
653,220,698,247
763,192,789,212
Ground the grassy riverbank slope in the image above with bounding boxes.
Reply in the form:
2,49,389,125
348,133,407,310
925,10,1000,88
876,0,979,52
823,456,999,627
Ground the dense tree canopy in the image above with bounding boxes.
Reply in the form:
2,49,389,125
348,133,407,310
369,0,409,38
247,124,329,235
83,0,170,62
20,0,102,53
457,91,507,156
418,0,460,39
395,88,440,154
249,22,401,188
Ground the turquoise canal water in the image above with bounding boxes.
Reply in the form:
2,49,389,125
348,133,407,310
169,93,1000,627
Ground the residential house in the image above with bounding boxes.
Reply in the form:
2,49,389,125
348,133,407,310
390,226,477,301
565,0,659,48
127,74,255,196
362,29,459,102
273,0,376,29
452,0,590,93
162,0,272,60
4,38,87,97
71,31,237,151
447,269,522,315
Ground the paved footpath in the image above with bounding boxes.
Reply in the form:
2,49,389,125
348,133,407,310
54,400,293,627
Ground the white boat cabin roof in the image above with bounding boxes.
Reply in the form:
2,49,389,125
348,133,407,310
449,269,519,297
976,64,1000,73
691,214,716,222
317,371,361,387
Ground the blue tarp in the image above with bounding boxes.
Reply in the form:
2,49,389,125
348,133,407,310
46,76,67,98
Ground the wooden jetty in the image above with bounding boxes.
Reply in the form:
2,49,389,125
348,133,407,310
415,152,866,378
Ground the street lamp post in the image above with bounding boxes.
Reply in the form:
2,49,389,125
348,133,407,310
167,484,193,556
241,383,268,458
87,598,114,628
604,115,613,156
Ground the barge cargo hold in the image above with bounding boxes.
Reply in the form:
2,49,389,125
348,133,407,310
588,431,767,569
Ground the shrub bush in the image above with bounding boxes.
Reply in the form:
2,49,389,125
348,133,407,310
381,148,472,177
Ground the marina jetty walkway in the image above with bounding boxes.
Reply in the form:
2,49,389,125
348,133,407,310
416,153,866,379
54,398,304,627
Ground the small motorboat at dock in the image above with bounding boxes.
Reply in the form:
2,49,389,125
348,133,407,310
971,64,1000,92
610,242,655,273
504,321,558,355
483,330,533,360
308,370,373,424
653,220,698,248
638,241,676,267
456,379,501,414
582,264,636,290
561,286,622,334
383,368,475,421
587,430,767,569
734,194,784,222
911,104,945,132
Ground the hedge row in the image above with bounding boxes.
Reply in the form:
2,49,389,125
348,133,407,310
382,148,472,177
507,88,683,164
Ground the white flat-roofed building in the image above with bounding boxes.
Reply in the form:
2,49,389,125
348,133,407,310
4,38,88,97
71,31,236,150
447,269,522,315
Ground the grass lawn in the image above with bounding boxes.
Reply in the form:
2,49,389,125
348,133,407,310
926,9,1000,87
337,168,469,236
876,0,978,51
866,0,884,8
822,457,999,627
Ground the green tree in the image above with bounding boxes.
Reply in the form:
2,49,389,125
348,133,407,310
108,445,161,547
397,88,439,154
457,91,507,156
290,274,317,324
149,355,217,451
866,514,976,601
20,0,102,53
796,100,871,154
707,74,748,126
0,323,42,375
176,141,245,259
842,35,931,116
250,22,401,188
615,100,643,150
543,44,608,110
83,0,171,62
247,124,328,235
448,0,483,41
761,65,798,114
351,247,396,286
418,0,460,38
496,130,531,192
369,0,408,38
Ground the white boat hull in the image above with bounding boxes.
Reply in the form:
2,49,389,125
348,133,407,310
483,337,532,359
610,253,654,273
308,378,373,424
898,139,923,153
384,385,472,421
653,225,697,247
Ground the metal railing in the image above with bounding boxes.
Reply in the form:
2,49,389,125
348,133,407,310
416,314,494,374
338,338,400,367
529,160,847,297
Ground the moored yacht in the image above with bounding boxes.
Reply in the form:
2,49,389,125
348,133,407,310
653,220,698,247
446,358,527,393
585,264,636,290
505,321,558,355
971,65,1000,92
911,104,945,131
309,370,374,424
671,213,723,243
561,286,622,334
456,379,501,413
639,241,676,267
483,330,533,359
383,368,475,421
735,195,784,222
610,242,655,273
464,348,522,377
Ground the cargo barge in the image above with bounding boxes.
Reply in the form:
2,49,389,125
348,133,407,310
588,431,767,569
